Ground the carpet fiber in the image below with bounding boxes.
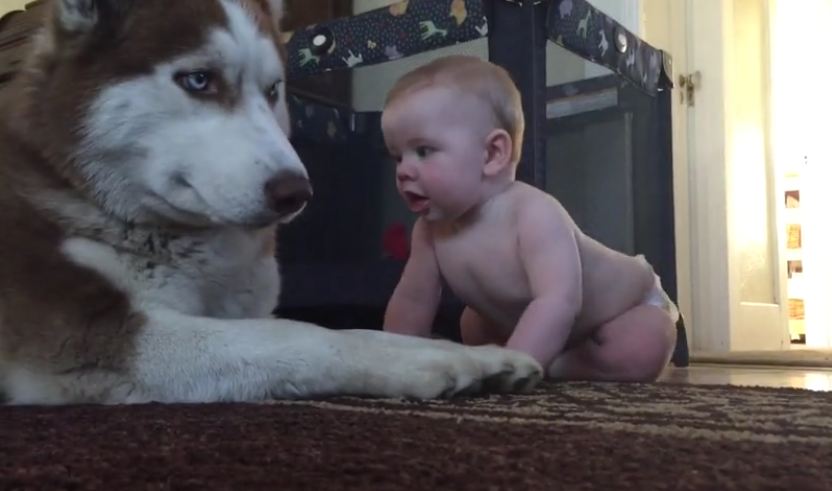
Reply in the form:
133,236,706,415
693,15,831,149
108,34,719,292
2,382,831,490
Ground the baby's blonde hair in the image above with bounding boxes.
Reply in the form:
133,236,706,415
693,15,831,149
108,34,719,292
384,55,525,166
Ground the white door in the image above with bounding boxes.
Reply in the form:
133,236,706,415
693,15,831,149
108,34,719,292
769,0,832,349
658,0,789,352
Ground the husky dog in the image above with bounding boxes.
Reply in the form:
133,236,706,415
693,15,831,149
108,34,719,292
0,0,541,404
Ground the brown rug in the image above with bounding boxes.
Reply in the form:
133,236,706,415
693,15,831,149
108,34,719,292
2,381,831,490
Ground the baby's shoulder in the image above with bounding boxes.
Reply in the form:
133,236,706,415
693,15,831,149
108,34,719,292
508,182,560,208
509,183,573,227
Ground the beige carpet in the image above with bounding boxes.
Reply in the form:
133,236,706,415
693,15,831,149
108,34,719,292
692,349,832,368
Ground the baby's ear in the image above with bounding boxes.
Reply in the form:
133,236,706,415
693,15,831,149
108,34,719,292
482,129,514,177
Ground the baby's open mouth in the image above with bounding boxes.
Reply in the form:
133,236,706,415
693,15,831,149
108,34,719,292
403,191,430,213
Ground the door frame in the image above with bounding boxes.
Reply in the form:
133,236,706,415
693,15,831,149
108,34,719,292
651,0,790,353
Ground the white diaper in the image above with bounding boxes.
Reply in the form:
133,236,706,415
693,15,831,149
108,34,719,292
636,255,680,323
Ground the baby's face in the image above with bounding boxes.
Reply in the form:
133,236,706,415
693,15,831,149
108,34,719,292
382,85,494,222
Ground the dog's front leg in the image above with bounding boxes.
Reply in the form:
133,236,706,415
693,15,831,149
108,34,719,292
104,310,542,404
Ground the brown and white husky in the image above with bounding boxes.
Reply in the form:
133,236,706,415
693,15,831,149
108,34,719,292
0,0,541,404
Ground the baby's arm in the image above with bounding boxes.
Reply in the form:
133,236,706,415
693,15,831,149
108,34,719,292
383,218,443,337
505,200,582,368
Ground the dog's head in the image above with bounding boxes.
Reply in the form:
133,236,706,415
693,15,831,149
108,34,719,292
22,0,311,227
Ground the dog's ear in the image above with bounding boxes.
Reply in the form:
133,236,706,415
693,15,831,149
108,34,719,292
251,0,285,31
264,0,284,20
54,0,134,35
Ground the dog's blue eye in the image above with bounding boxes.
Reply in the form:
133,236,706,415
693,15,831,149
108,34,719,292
176,71,214,93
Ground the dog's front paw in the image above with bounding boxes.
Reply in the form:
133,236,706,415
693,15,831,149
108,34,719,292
468,345,543,394
394,345,543,399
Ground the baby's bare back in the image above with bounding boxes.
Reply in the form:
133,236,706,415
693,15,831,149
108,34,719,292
573,233,655,330
432,182,655,340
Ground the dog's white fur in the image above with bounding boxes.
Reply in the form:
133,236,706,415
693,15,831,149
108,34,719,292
74,1,299,226
0,0,542,405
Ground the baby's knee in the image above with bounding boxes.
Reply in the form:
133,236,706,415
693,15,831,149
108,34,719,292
460,308,504,346
624,352,670,382
624,318,676,381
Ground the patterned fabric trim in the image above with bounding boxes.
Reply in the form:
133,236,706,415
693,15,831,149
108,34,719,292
546,0,671,96
284,0,489,79
286,0,675,142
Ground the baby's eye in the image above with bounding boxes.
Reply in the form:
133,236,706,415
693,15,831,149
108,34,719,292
389,153,402,164
415,146,434,158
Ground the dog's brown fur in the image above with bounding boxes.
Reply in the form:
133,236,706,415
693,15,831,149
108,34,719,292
0,0,541,405
0,0,242,381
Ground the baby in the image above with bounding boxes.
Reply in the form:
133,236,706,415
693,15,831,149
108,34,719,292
381,55,679,382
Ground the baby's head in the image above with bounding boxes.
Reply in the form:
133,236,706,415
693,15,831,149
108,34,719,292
381,56,525,222
383,55,525,167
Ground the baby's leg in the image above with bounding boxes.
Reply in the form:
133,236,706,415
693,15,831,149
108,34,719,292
547,304,676,382
460,307,507,346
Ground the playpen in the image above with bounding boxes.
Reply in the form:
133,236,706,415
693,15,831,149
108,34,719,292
274,0,688,365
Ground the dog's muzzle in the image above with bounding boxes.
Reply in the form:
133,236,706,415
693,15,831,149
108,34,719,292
264,171,313,218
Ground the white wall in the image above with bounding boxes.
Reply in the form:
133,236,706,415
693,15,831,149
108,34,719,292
351,0,642,111
0,0,30,16
640,0,671,50
771,0,832,348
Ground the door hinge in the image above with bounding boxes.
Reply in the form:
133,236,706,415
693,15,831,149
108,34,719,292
678,71,701,107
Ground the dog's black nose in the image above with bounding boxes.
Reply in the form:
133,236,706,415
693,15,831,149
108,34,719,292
264,172,313,216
